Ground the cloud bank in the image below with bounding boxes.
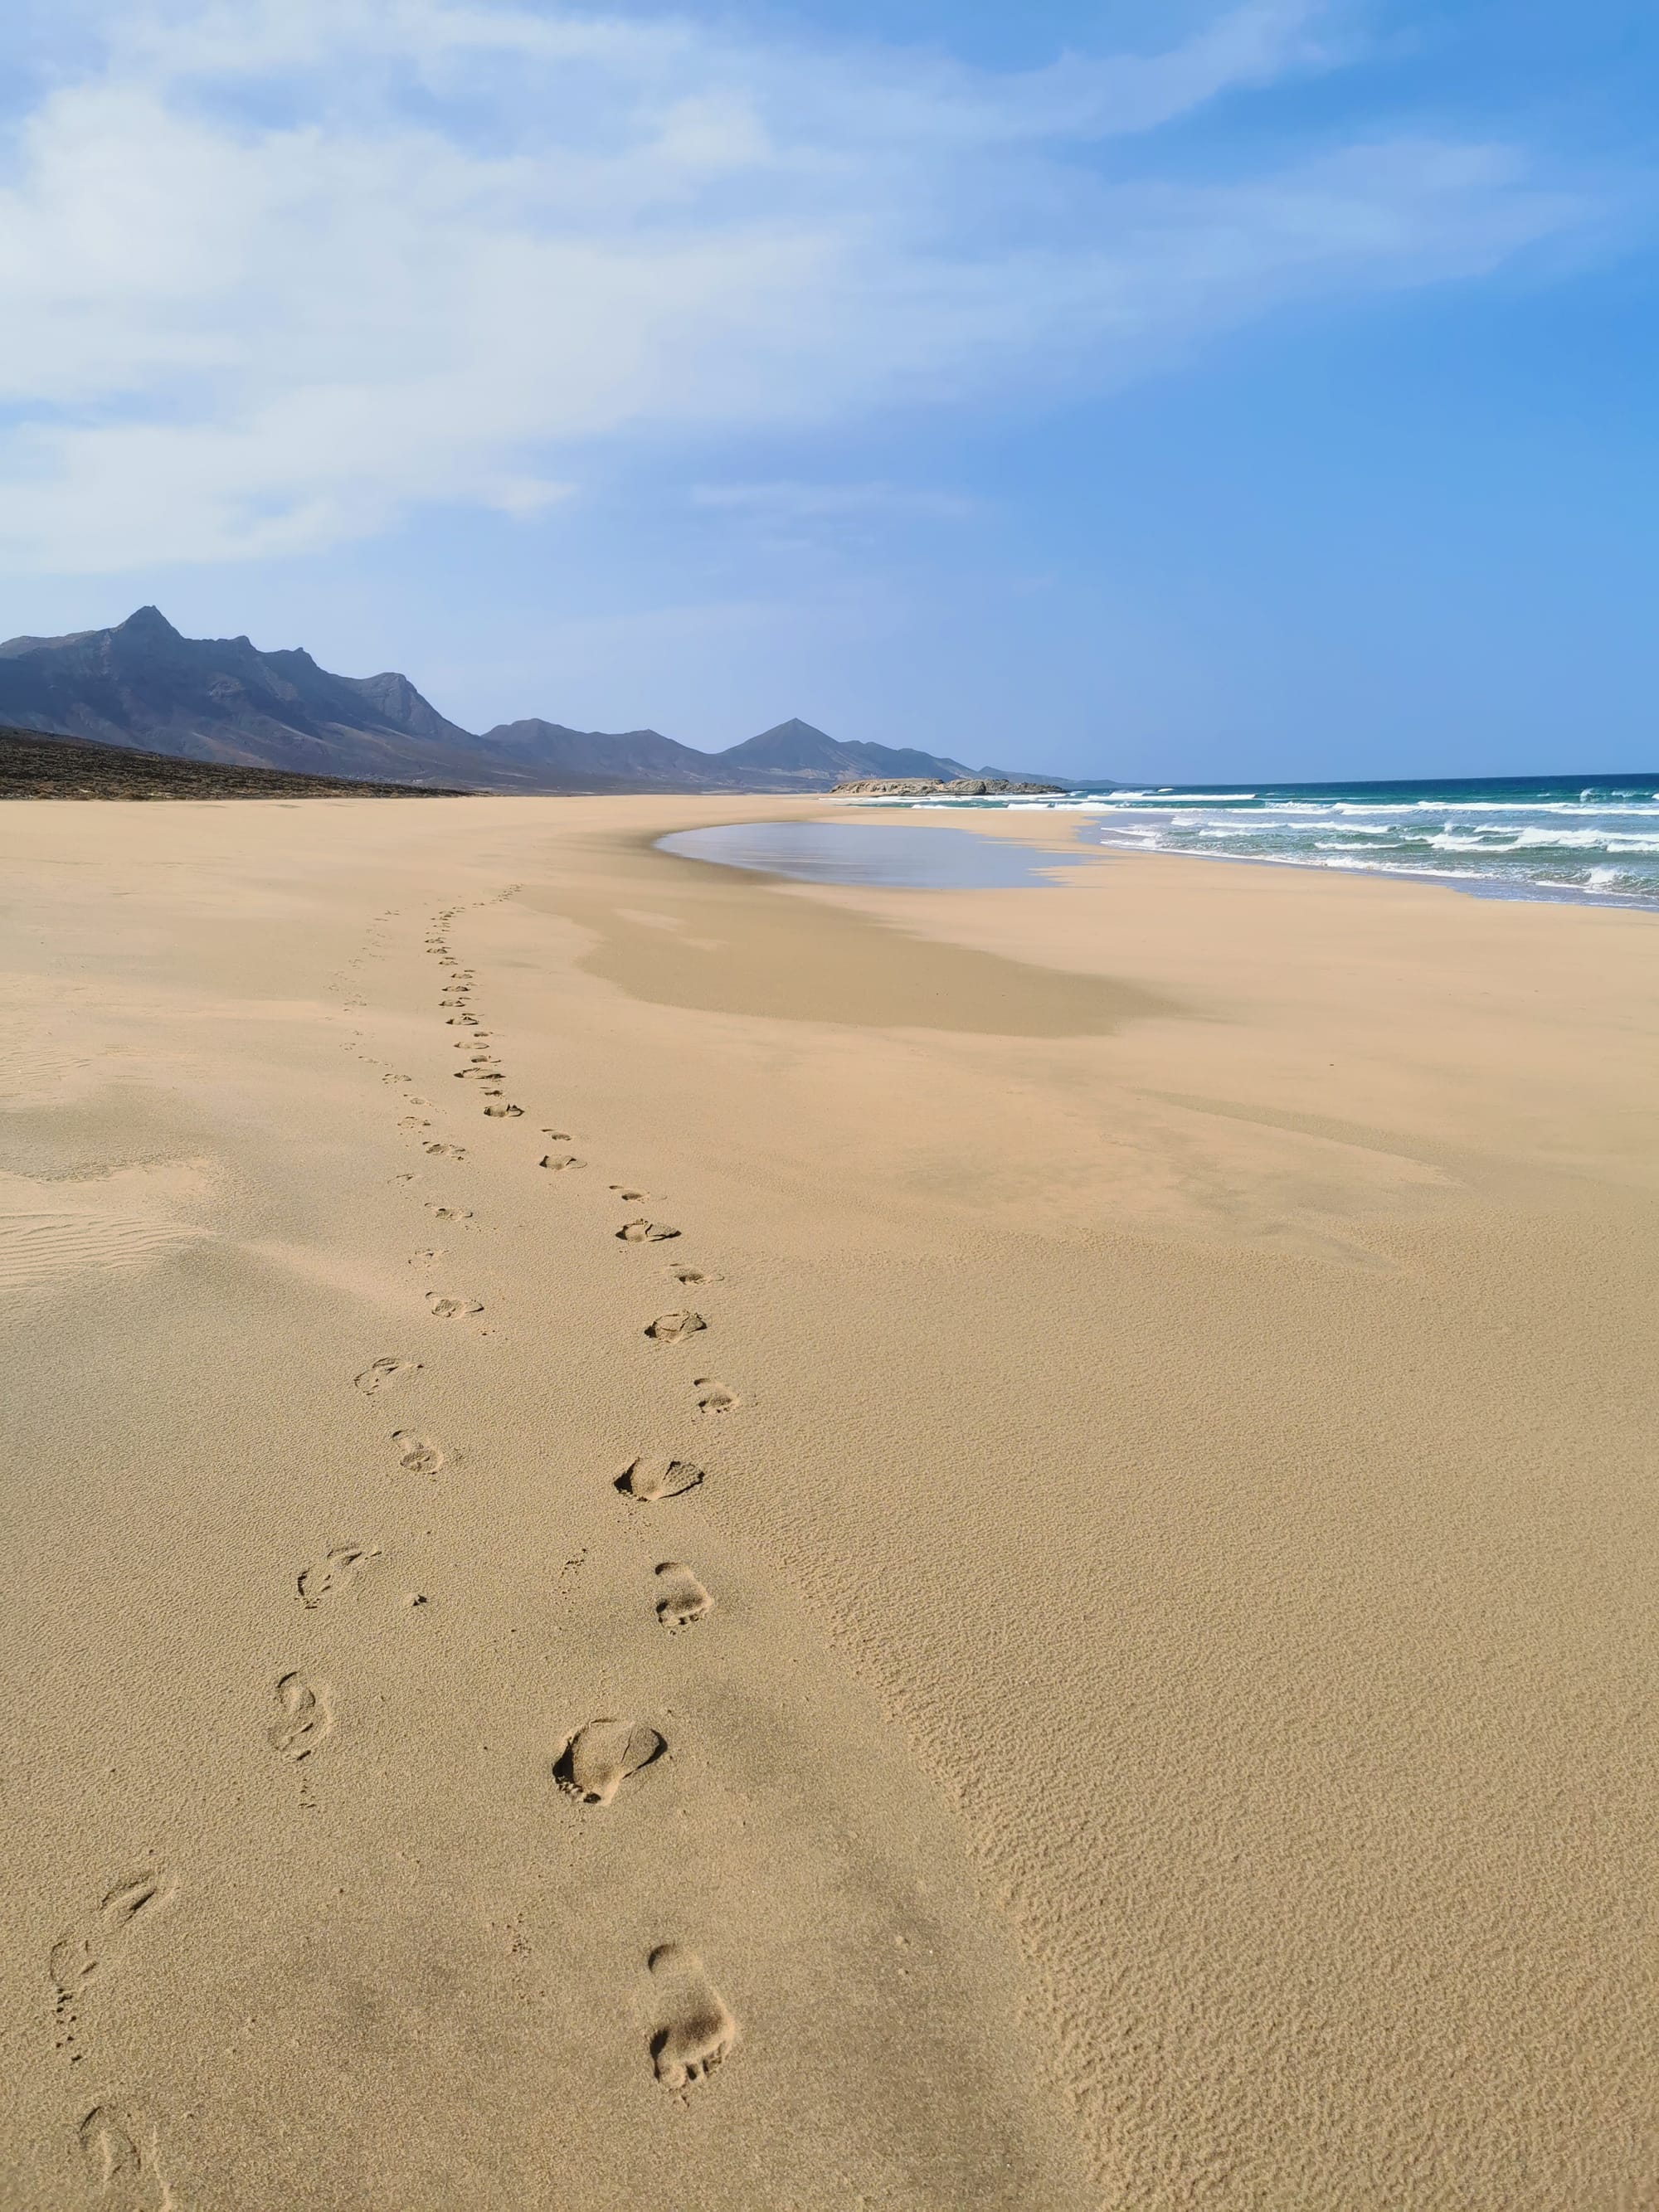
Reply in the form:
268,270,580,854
0,0,1592,572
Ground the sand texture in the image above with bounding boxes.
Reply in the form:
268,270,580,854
1,794,1656,2210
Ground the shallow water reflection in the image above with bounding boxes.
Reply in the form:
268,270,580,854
656,821,1082,889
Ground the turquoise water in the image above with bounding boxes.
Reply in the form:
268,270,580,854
840,773,1659,909
658,821,1084,888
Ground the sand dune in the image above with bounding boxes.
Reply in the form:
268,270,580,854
1,793,1655,2209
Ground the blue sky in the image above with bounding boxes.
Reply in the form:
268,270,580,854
0,0,1653,780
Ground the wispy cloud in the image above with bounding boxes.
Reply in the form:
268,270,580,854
0,0,1596,573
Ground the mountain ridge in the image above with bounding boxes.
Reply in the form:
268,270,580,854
0,608,1072,793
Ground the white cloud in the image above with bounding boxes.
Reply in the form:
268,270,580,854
0,0,1595,573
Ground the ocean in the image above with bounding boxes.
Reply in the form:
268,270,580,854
844,774,1659,910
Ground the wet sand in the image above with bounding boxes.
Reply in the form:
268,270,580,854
1,793,1655,2209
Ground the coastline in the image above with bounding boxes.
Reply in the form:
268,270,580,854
830,783,1659,913
1082,830,1659,914
2,792,1655,2208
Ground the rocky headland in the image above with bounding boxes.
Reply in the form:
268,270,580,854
832,775,1067,797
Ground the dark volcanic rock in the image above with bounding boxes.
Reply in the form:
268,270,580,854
0,722,464,800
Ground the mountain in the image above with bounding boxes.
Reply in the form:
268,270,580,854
479,719,743,793
0,610,1071,792
469,714,1039,792
718,719,975,790
0,606,510,789
0,719,463,801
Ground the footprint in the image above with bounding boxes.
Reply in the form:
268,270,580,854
610,1184,648,1201
693,1378,740,1415
424,1141,468,1160
269,1672,333,1762
554,1719,665,1806
426,1292,482,1320
298,1544,381,1607
540,1153,586,1171
51,1872,176,2064
654,1562,713,1629
615,1456,703,1502
355,1356,422,1394
102,1872,174,1935
483,1103,523,1118
409,1248,443,1266
392,1431,445,1475
51,1873,175,2002
543,1130,573,1141
77,2104,173,2204
426,1205,472,1221
454,1067,500,1083
618,1219,679,1242
647,1945,737,2091
664,1264,722,1286
645,1310,706,1344
77,2105,142,2194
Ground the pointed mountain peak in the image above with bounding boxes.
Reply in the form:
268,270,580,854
753,717,828,742
116,605,182,642
720,717,844,765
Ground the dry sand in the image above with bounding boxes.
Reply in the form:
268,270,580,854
1,793,1655,2210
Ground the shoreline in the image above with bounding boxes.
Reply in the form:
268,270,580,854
1086,832,1659,914
2,792,1655,2207
827,790,1659,914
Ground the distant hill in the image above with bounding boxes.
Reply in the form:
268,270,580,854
721,718,985,789
0,720,463,800
0,609,1073,794
479,719,742,793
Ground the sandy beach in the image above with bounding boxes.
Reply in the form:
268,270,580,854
2,792,1655,2210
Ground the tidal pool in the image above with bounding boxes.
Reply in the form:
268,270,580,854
655,820,1082,890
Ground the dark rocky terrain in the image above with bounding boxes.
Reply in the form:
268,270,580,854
0,609,1062,794
0,722,464,800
